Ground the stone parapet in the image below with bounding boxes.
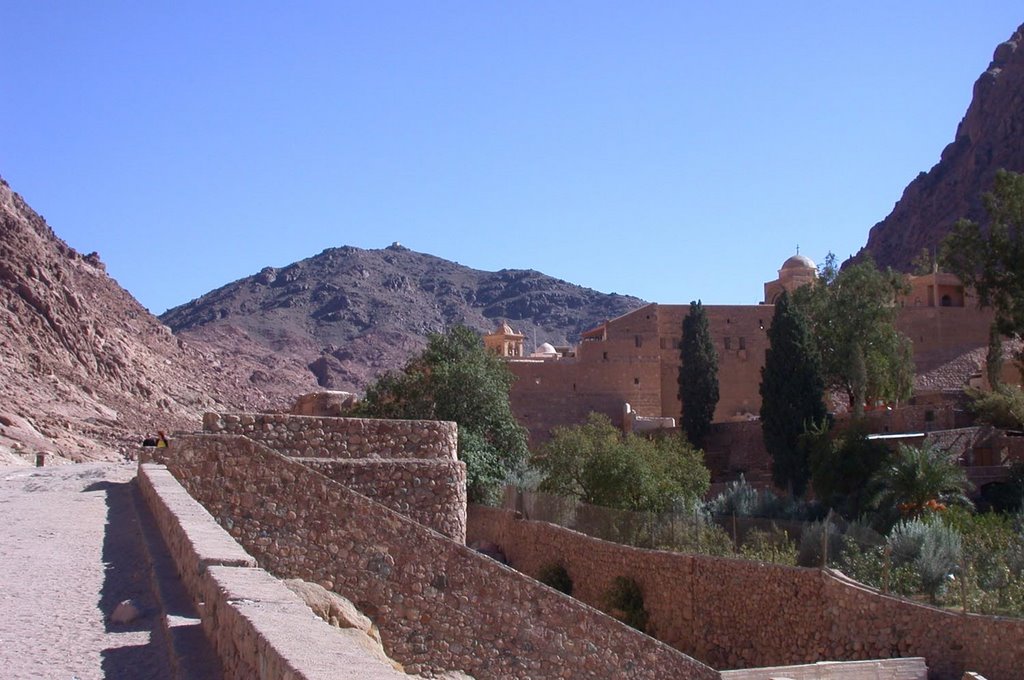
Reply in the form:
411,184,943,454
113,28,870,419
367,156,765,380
158,434,719,679
200,565,408,679
136,463,258,599
468,505,1024,680
298,458,467,542
203,412,458,461
137,463,408,679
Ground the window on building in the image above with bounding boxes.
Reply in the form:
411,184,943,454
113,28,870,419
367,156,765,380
660,338,667,349
739,337,746,350
635,335,642,348
603,351,608,360
724,337,732,350
634,377,640,385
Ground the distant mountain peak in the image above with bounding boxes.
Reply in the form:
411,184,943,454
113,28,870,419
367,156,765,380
161,245,646,391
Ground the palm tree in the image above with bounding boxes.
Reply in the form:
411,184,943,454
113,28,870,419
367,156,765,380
870,441,973,528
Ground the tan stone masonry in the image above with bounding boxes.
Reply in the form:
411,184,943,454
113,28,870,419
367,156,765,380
152,434,719,679
468,505,1024,680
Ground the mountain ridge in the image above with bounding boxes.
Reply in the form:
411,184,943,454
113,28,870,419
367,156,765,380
160,242,647,391
858,22,1024,268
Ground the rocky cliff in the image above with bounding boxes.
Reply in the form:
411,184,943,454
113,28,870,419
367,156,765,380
0,177,315,461
859,23,1024,269
161,244,645,391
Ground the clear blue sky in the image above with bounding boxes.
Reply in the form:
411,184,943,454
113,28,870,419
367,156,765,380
2,3,1021,315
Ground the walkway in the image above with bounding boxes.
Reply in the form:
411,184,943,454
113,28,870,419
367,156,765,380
0,462,173,680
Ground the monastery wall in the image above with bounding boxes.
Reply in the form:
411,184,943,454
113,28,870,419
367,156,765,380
469,506,1024,680
897,306,995,374
506,266,996,445
203,412,466,540
155,433,719,680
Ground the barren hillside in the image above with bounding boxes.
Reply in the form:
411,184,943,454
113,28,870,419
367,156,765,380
0,177,316,461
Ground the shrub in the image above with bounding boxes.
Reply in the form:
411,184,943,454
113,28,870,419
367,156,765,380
739,527,797,566
707,475,823,521
537,563,573,596
887,518,962,603
604,576,648,632
797,518,845,567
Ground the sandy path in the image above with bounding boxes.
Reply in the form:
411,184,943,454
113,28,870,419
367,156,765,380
0,462,172,680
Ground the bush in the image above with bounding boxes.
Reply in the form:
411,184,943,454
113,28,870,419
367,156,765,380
604,576,648,632
537,563,573,596
707,476,823,521
887,518,962,603
739,527,797,566
797,518,845,567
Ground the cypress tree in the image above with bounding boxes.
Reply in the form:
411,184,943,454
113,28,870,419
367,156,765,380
760,291,827,497
678,300,719,448
987,323,1004,389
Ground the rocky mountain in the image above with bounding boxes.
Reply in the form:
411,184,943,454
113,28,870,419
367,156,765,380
859,23,1024,269
161,244,646,391
0,177,316,462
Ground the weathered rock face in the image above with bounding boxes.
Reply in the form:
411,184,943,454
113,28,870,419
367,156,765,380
0,176,316,460
160,244,646,392
859,23,1024,270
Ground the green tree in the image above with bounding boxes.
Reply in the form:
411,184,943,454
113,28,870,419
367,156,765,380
942,170,1024,371
791,253,914,415
870,441,973,530
987,323,1005,389
531,412,710,513
805,421,890,518
678,300,719,448
760,291,827,497
355,325,528,504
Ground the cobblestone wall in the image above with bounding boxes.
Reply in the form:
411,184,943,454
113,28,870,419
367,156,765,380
203,412,466,541
159,434,719,680
203,412,458,460
301,458,466,541
468,506,1024,680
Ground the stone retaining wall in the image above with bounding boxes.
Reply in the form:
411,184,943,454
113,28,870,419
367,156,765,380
156,434,719,680
468,506,1024,680
298,458,466,541
137,463,408,679
203,412,467,542
203,412,458,460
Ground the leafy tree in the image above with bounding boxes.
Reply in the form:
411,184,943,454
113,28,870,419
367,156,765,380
760,291,827,497
531,412,710,513
791,253,914,415
355,325,528,504
943,169,1024,371
967,384,1024,429
870,441,973,530
678,300,719,448
805,421,890,518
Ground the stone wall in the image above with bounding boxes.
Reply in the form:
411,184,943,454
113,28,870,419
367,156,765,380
155,434,719,680
203,412,458,460
203,412,466,541
468,506,1024,680
300,458,466,541
137,463,409,679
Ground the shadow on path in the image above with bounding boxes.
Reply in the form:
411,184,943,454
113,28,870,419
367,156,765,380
83,479,173,680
